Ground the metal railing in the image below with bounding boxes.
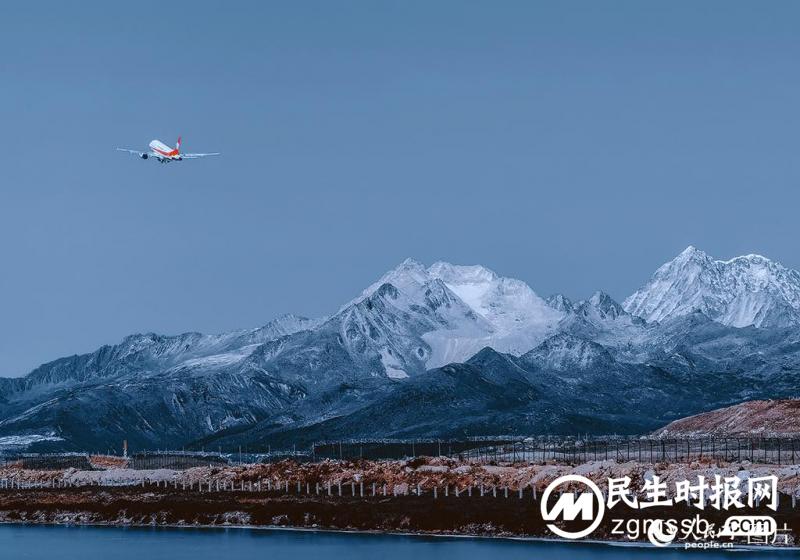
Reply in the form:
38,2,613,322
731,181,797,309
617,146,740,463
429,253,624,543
312,436,800,465
2,436,798,470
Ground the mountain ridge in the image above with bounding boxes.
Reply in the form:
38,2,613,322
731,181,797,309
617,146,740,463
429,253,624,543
1,246,799,452
624,246,800,328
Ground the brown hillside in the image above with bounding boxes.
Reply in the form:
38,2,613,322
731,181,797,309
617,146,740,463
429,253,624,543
653,400,800,438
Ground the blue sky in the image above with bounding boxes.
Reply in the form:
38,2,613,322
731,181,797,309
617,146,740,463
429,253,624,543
1,1,800,375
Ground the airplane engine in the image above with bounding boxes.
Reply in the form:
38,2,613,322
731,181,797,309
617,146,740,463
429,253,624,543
140,153,149,159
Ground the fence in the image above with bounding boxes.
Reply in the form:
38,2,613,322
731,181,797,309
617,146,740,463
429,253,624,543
462,437,800,465
3,437,800,470
16,453,94,471
1,470,797,510
313,437,800,466
312,439,506,461
129,451,229,470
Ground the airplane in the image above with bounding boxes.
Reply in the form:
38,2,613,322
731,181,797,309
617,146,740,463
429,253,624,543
116,137,220,163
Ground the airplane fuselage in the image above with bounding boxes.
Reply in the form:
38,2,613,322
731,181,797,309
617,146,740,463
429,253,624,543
147,139,182,162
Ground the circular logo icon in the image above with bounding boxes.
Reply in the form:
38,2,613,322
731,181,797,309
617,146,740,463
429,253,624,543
540,474,605,539
647,519,678,547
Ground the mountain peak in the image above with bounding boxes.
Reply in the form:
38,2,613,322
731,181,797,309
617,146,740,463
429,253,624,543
427,262,498,285
589,290,615,306
546,294,573,313
398,257,426,269
520,332,613,371
566,291,626,321
678,245,704,258
388,258,429,283
624,247,800,328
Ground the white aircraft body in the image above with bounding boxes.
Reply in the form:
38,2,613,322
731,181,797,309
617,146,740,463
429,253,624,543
116,137,219,163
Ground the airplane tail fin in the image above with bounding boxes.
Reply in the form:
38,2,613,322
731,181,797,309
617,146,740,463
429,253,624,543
176,136,182,153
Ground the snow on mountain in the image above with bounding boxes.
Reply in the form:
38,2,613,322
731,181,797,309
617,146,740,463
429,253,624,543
520,333,615,372
546,294,574,313
3,314,322,399
6,248,800,452
427,262,563,364
325,277,483,380
344,259,564,371
428,262,563,337
553,291,648,359
623,246,800,328
580,291,627,321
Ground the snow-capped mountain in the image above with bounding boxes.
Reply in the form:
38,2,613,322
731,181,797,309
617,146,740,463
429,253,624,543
1,247,800,453
427,261,563,361
624,246,800,328
546,294,574,314
520,333,615,372
348,258,563,372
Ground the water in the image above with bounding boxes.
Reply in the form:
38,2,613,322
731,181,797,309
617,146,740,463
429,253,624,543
0,525,794,559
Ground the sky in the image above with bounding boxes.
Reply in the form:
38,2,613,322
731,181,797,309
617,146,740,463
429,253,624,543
1,1,800,376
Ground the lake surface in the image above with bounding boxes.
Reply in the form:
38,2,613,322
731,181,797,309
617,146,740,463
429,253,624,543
0,524,795,559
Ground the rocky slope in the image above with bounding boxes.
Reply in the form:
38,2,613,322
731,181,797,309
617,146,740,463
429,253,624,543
653,399,800,438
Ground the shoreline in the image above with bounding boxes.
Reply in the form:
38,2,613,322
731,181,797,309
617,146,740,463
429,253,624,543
0,486,797,550
1,457,798,549
0,519,797,552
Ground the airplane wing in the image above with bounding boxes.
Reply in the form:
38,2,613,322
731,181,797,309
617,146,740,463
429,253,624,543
116,148,150,158
180,152,221,159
